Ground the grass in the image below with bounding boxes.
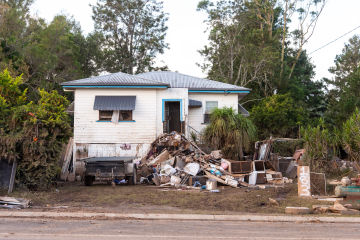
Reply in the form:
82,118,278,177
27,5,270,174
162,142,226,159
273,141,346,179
1,182,332,215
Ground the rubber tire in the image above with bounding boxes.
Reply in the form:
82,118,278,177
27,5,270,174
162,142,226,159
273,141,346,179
84,176,94,186
127,176,135,185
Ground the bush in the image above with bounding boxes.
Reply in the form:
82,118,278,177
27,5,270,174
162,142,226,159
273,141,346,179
250,94,305,138
272,139,304,156
342,108,360,162
0,70,71,190
301,119,339,172
203,107,257,160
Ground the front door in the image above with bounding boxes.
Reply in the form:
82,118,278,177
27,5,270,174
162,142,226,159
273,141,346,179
164,101,181,133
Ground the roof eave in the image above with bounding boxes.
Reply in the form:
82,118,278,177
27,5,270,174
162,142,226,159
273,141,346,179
188,88,251,93
62,84,169,89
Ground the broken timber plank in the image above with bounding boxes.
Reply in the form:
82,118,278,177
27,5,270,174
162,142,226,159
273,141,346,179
204,171,238,188
60,137,73,181
8,160,17,193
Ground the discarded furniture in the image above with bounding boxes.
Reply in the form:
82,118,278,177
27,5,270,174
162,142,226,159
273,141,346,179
224,160,252,174
335,186,360,198
249,160,266,185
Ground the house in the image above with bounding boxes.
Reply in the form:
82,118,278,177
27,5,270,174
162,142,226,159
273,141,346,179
61,71,250,164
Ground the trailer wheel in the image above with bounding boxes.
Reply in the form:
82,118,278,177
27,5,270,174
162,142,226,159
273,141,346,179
127,176,134,185
84,176,94,186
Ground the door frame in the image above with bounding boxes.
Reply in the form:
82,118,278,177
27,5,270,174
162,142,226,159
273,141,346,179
162,99,183,122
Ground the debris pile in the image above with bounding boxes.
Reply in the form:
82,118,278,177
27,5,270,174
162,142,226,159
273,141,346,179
0,197,30,209
137,132,288,190
312,201,360,215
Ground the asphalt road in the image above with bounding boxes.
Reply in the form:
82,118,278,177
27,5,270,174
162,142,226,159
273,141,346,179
0,218,360,240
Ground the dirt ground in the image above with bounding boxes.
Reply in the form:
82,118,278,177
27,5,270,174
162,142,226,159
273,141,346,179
1,182,332,215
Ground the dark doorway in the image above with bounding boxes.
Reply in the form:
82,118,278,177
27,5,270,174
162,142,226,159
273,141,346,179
164,101,181,133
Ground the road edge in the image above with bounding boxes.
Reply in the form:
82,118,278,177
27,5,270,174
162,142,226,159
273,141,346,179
0,211,360,223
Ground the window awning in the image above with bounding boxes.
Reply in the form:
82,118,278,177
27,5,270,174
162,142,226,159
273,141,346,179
189,99,202,108
93,96,136,110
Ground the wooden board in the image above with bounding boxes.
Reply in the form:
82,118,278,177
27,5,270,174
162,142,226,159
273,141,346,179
60,138,73,181
310,172,326,195
204,171,239,188
0,160,17,193
297,166,311,197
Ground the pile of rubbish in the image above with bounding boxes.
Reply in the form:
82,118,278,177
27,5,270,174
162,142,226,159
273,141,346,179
317,174,360,214
0,197,30,209
137,132,289,190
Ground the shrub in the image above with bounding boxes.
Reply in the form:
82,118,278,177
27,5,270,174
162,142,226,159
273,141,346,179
301,119,339,172
342,108,360,162
272,139,305,156
0,70,71,190
203,107,257,160
250,94,305,138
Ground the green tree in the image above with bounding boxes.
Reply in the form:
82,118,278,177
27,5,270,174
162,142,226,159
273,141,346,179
279,50,327,120
301,118,339,172
325,35,360,127
0,69,71,190
342,108,360,162
250,94,305,138
197,0,281,97
0,0,33,78
278,0,326,80
17,89,71,190
198,0,327,119
23,15,91,94
92,0,168,74
0,1,100,99
204,107,257,160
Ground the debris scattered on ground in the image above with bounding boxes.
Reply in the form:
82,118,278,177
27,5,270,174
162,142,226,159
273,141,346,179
312,174,360,215
285,206,311,215
0,196,30,209
268,198,279,206
137,132,290,191
312,201,360,215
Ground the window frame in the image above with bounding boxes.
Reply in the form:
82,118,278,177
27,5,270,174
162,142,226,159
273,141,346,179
98,110,113,121
119,110,133,121
203,101,218,124
97,110,134,122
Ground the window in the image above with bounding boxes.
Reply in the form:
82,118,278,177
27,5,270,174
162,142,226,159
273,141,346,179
119,110,133,121
98,110,133,121
94,96,136,122
99,110,113,121
204,101,218,124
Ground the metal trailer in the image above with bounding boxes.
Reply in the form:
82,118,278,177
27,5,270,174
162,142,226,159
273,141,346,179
83,157,136,186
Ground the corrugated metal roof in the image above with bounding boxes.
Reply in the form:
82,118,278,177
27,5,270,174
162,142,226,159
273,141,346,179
137,71,250,91
189,99,202,107
93,96,136,110
61,71,250,92
61,72,169,87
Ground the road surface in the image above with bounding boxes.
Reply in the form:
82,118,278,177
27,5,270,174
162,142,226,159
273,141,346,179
0,218,359,239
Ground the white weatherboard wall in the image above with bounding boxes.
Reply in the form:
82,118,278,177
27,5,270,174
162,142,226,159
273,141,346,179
188,93,239,133
73,88,158,158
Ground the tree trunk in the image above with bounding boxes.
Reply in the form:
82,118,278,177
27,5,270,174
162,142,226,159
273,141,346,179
288,45,303,80
280,0,288,79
